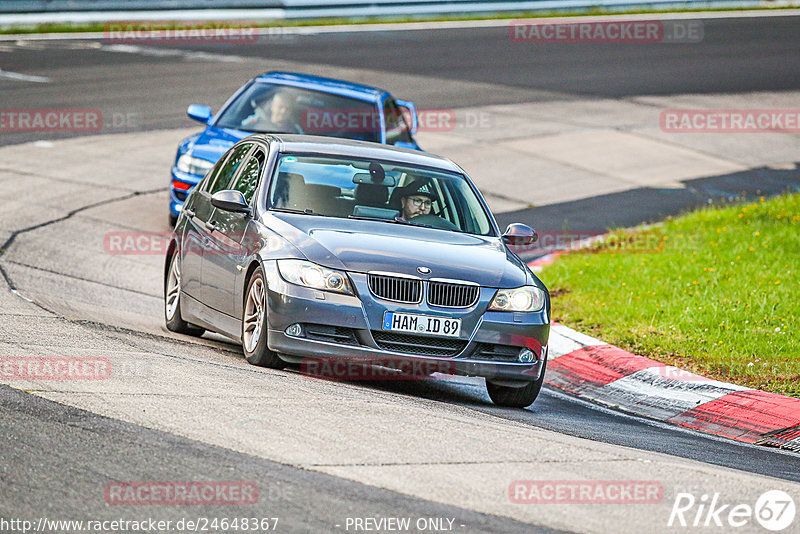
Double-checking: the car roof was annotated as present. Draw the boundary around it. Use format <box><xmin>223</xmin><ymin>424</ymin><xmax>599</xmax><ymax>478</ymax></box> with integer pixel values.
<box><xmin>249</xmin><ymin>134</ymin><xmax>462</xmax><ymax>173</ymax></box>
<box><xmin>254</xmin><ymin>71</ymin><xmax>386</xmax><ymax>102</ymax></box>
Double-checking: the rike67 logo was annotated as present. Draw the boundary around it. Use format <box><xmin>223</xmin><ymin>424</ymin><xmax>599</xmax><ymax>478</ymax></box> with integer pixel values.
<box><xmin>669</xmin><ymin>490</ymin><xmax>796</xmax><ymax>531</ymax></box>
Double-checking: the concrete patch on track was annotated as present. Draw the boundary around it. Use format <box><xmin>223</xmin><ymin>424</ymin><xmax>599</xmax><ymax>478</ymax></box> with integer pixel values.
<box><xmin>417</xmin><ymin>91</ymin><xmax>800</xmax><ymax>212</ymax></box>
<box><xmin>0</xmin><ymin>128</ymin><xmax>194</xmax><ymax>333</ymax></box>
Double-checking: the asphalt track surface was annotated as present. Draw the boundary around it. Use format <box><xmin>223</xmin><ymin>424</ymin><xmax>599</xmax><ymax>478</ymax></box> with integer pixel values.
<box><xmin>1</xmin><ymin>13</ymin><xmax>799</xmax><ymax>532</ymax></box>
<box><xmin>1</xmin><ymin>385</ymin><xmax>554</xmax><ymax>533</ymax></box>
<box><xmin>2</xmin><ymin>14</ymin><xmax>800</xmax><ymax>147</ymax></box>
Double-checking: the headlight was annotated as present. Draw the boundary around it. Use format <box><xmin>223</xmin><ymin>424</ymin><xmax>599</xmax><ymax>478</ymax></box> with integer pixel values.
<box><xmin>176</xmin><ymin>154</ymin><xmax>214</xmax><ymax>176</ymax></box>
<box><xmin>277</xmin><ymin>259</ymin><xmax>353</xmax><ymax>295</ymax></box>
<box><xmin>488</xmin><ymin>286</ymin><xmax>545</xmax><ymax>312</ymax></box>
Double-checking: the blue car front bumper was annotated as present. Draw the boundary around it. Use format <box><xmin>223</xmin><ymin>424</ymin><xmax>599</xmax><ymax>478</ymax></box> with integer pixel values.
<box><xmin>169</xmin><ymin>167</ymin><xmax>203</xmax><ymax>217</ymax></box>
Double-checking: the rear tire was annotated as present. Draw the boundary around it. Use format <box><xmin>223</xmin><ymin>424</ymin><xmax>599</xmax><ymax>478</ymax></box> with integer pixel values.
<box><xmin>242</xmin><ymin>267</ymin><xmax>284</xmax><ymax>369</ymax></box>
<box><xmin>164</xmin><ymin>253</ymin><xmax>205</xmax><ymax>337</ymax></box>
<box><xmin>486</xmin><ymin>358</ymin><xmax>547</xmax><ymax>408</ymax></box>
<box><xmin>169</xmin><ymin>213</ymin><xmax>178</xmax><ymax>227</ymax></box>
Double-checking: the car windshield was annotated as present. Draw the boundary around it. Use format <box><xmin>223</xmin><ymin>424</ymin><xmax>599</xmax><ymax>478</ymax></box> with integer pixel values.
<box><xmin>215</xmin><ymin>82</ymin><xmax>382</xmax><ymax>143</ymax></box>
<box><xmin>268</xmin><ymin>154</ymin><xmax>495</xmax><ymax>236</ymax></box>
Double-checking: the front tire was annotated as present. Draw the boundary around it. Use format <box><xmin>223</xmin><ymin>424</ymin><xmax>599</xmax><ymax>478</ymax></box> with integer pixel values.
<box><xmin>164</xmin><ymin>253</ymin><xmax>205</xmax><ymax>336</ymax></box>
<box><xmin>242</xmin><ymin>267</ymin><xmax>284</xmax><ymax>369</ymax></box>
<box><xmin>486</xmin><ymin>358</ymin><xmax>547</xmax><ymax>408</ymax></box>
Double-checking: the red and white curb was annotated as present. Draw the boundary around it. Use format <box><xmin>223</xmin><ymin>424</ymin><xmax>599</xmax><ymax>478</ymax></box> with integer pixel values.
<box><xmin>527</xmin><ymin>252</ymin><xmax>565</xmax><ymax>272</ymax></box>
<box><xmin>546</xmin><ymin>323</ymin><xmax>800</xmax><ymax>447</ymax></box>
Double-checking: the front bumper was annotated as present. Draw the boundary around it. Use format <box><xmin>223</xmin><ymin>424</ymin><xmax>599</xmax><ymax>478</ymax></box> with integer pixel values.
<box><xmin>263</xmin><ymin>261</ymin><xmax>549</xmax><ymax>382</ymax></box>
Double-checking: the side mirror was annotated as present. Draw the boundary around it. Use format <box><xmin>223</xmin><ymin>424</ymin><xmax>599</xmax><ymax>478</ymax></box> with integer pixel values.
<box><xmin>187</xmin><ymin>104</ymin><xmax>212</xmax><ymax>124</ymax></box>
<box><xmin>502</xmin><ymin>223</ymin><xmax>537</xmax><ymax>246</ymax></box>
<box><xmin>395</xmin><ymin>99</ymin><xmax>418</xmax><ymax>135</ymax></box>
<box><xmin>211</xmin><ymin>190</ymin><xmax>251</xmax><ymax>215</ymax></box>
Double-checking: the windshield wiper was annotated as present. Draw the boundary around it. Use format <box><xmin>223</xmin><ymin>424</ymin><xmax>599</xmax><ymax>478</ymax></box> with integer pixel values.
<box><xmin>271</xmin><ymin>207</ymin><xmax>316</xmax><ymax>215</ymax></box>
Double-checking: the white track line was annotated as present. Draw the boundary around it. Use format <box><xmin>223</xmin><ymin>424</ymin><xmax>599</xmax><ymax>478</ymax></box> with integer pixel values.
<box><xmin>0</xmin><ymin>68</ymin><xmax>50</xmax><ymax>83</ymax></box>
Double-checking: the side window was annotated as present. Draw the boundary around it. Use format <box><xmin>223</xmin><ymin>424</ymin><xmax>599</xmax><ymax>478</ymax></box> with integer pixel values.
<box><xmin>231</xmin><ymin>148</ymin><xmax>266</xmax><ymax>204</ymax></box>
<box><xmin>199</xmin><ymin>154</ymin><xmax>228</xmax><ymax>194</ymax></box>
<box><xmin>384</xmin><ymin>99</ymin><xmax>412</xmax><ymax>145</ymax></box>
<box><xmin>435</xmin><ymin>180</ymin><xmax>461</xmax><ymax>229</ymax></box>
<box><xmin>208</xmin><ymin>143</ymin><xmax>252</xmax><ymax>195</ymax></box>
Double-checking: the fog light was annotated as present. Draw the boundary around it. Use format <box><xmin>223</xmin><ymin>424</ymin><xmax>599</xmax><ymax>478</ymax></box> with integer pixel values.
<box><xmin>518</xmin><ymin>348</ymin><xmax>536</xmax><ymax>363</ymax></box>
<box><xmin>285</xmin><ymin>324</ymin><xmax>302</xmax><ymax>337</ymax></box>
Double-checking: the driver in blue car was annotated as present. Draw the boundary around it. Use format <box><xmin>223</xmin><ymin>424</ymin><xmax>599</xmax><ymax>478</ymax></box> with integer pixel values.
<box><xmin>399</xmin><ymin>180</ymin><xmax>435</xmax><ymax>222</ymax></box>
<box><xmin>242</xmin><ymin>90</ymin><xmax>304</xmax><ymax>133</ymax></box>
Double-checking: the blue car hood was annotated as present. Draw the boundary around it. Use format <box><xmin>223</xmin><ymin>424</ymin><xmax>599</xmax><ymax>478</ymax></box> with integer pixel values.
<box><xmin>189</xmin><ymin>126</ymin><xmax>249</xmax><ymax>164</ymax></box>
<box><xmin>267</xmin><ymin>213</ymin><xmax>529</xmax><ymax>288</ymax></box>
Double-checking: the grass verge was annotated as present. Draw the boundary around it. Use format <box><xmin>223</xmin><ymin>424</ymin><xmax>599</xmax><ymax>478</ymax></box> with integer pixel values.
<box><xmin>539</xmin><ymin>192</ymin><xmax>800</xmax><ymax>398</ymax></box>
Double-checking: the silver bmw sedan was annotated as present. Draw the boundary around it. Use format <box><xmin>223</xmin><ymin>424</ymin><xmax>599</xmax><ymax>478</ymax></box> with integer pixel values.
<box><xmin>164</xmin><ymin>134</ymin><xmax>550</xmax><ymax>407</ymax></box>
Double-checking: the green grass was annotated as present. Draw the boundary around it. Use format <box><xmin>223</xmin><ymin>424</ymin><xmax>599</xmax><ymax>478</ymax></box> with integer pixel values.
<box><xmin>539</xmin><ymin>193</ymin><xmax>800</xmax><ymax>398</ymax></box>
<box><xmin>2</xmin><ymin>5</ymin><xmax>798</xmax><ymax>35</ymax></box>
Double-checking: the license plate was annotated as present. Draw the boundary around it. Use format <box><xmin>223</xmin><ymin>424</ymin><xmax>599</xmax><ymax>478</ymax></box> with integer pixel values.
<box><xmin>382</xmin><ymin>312</ymin><xmax>461</xmax><ymax>337</ymax></box>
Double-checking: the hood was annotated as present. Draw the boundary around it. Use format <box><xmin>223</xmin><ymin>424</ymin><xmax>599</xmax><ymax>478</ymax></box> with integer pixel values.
<box><xmin>267</xmin><ymin>213</ymin><xmax>529</xmax><ymax>288</ymax></box>
<box><xmin>188</xmin><ymin>126</ymin><xmax>250</xmax><ymax>164</ymax></box>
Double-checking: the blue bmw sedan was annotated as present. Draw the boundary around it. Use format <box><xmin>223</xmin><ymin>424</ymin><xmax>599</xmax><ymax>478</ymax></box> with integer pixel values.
<box><xmin>169</xmin><ymin>71</ymin><xmax>420</xmax><ymax>225</ymax></box>
<box><xmin>165</xmin><ymin>135</ymin><xmax>549</xmax><ymax>408</ymax></box>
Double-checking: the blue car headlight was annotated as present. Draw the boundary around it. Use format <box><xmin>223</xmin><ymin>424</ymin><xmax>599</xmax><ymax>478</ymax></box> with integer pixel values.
<box><xmin>176</xmin><ymin>154</ymin><xmax>214</xmax><ymax>176</ymax></box>
<box><xmin>488</xmin><ymin>286</ymin><xmax>545</xmax><ymax>312</ymax></box>
<box><xmin>277</xmin><ymin>259</ymin><xmax>353</xmax><ymax>295</ymax></box>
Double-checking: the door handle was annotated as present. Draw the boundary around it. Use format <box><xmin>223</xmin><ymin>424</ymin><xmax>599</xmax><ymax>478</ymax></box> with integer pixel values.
<box><xmin>204</xmin><ymin>220</ymin><xmax>218</xmax><ymax>232</ymax></box>
<box><xmin>184</xmin><ymin>208</ymin><xmax>195</xmax><ymax>218</ymax></box>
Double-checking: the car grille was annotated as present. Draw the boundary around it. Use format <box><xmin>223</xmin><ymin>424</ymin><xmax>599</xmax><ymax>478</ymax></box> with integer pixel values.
<box><xmin>304</xmin><ymin>324</ymin><xmax>358</xmax><ymax>345</ymax></box>
<box><xmin>372</xmin><ymin>331</ymin><xmax>467</xmax><ymax>357</ymax></box>
<box><xmin>473</xmin><ymin>343</ymin><xmax>521</xmax><ymax>362</ymax></box>
<box><xmin>368</xmin><ymin>273</ymin><xmax>422</xmax><ymax>304</ymax></box>
<box><xmin>428</xmin><ymin>281</ymin><xmax>479</xmax><ymax>308</ymax></box>
<box><xmin>368</xmin><ymin>273</ymin><xmax>480</xmax><ymax>308</ymax></box>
